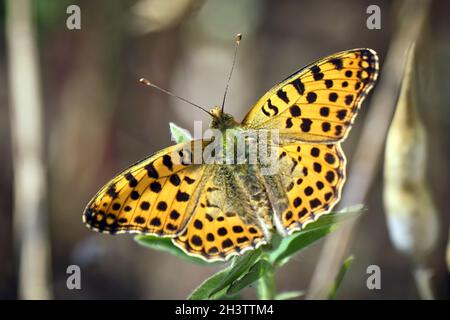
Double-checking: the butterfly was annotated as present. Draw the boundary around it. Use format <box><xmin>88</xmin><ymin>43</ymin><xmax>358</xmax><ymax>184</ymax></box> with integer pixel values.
<box><xmin>83</xmin><ymin>48</ymin><xmax>379</xmax><ymax>262</ymax></box>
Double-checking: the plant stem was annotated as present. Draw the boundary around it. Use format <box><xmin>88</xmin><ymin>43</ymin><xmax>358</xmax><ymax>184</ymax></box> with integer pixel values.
<box><xmin>257</xmin><ymin>268</ymin><xmax>276</xmax><ymax>300</ymax></box>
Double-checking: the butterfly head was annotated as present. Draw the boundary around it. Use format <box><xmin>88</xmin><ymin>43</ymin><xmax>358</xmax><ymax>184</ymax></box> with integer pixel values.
<box><xmin>210</xmin><ymin>106</ymin><xmax>239</xmax><ymax>130</ymax></box>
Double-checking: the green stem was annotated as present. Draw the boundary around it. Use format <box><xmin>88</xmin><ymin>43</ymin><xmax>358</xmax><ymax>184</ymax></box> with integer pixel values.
<box><xmin>257</xmin><ymin>268</ymin><xmax>276</xmax><ymax>300</ymax></box>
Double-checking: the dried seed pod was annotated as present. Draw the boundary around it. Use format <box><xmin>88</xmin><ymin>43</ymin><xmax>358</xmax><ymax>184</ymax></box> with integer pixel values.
<box><xmin>383</xmin><ymin>44</ymin><xmax>439</xmax><ymax>265</ymax></box>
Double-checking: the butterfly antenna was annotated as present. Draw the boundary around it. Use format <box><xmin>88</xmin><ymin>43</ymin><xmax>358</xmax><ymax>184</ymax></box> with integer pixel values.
<box><xmin>221</xmin><ymin>33</ymin><xmax>242</xmax><ymax>112</ymax></box>
<box><xmin>139</xmin><ymin>78</ymin><xmax>213</xmax><ymax>117</ymax></box>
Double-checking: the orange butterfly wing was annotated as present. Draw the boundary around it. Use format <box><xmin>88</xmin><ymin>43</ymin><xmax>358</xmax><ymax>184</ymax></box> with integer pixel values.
<box><xmin>242</xmin><ymin>48</ymin><xmax>379</xmax><ymax>232</ymax></box>
<box><xmin>83</xmin><ymin>142</ymin><xmax>206</xmax><ymax>236</ymax></box>
<box><xmin>242</xmin><ymin>48</ymin><xmax>379</xmax><ymax>143</ymax></box>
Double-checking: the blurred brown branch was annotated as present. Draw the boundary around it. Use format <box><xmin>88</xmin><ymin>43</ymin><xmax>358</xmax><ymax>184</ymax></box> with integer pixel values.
<box><xmin>307</xmin><ymin>0</ymin><xmax>432</xmax><ymax>299</ymax></box>
<box><xmin>6</xmin><ymin>0</ymin><xmax>52</xmax><ymax>299</ymax></box>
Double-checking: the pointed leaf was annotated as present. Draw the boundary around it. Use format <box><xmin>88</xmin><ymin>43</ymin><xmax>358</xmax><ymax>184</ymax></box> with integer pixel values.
<box><xmin>208</xmin><ymin>249</ymin><xmax>262</xmax><ymax>297</ymax></box>
<box><xmin>135</xmin><ymin>235</ymin><xmax>213</xmax><ymax>265</ymax></box>
<box><xmin>269</xmin><ymin>205</ymin><xmax>363</xmax><ymax>266</ymax></box>
<box><xmin>188</xmin><ymin>268</ymin><xmax>231</xmax><ymax>300</ymax></box>
<box><xmin>327</xmin><ymin>255</ymin><xmax>354</xmax><ymax>299</ymax></box>
<box><xmin>226</xmin><ymin>259</ymin><xmax>273</xmax><ymax>296</ymax></box>
<box><xmin>169</xmin><ymin>122</ymin><xmax>192</xmax><ymax>143</ymax></box>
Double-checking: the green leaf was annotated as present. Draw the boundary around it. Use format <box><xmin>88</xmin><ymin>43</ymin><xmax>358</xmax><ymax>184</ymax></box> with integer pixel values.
<box><xmin>208</xmin><ymin>249</ymin><xmax>263</xmax><ymax>298</ymax></box>
<box><xmin>275</xmin><ymin>290</ymin><xmax>305</xmax><ymax>300</ymax></box>
<box><xmin>188</xmin><ymin>249</ymin><xmax>263</xmax><ymax>300</ymax></box>
<box><xmin>169</xmin><ymin>122</ymin><xmax>192</xmax><ymax>143</ymax></box>
<box><xmin>227</xmin><ymin>259</ymin><xmax>273</xmax><ymax>296</ymax></box>
<box><xmin>327</xmin><ymin>255</ymin><xmax>354</xmax><ymax>300</ymax></box>
<box><xmin>134</xmin><ymin>235</ymin><xmax>213</xmax><ymax>266</ymax></box>
<box><xmin>188</xmin><ymin>268</ymin><xmax>231</xmax><ymax>300</ymax></box>
<box><xmin>269</xmin><ymin>205</ymin><xmax>363</xmax><ymax>266</ymax></box>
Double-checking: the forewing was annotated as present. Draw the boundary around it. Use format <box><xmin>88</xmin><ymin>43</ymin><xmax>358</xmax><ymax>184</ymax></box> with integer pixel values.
<box><xmin>83</xmin><ymin>141</ymin><xmax>206</xmax><ymax>236</ymax></box>
<box><xmin>242</xmin><ymin>48</ymin><xmax>379</xmax><ymax>143</ymax></box>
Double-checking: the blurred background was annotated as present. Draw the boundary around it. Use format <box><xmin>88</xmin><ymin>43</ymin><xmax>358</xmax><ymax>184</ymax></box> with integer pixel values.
<box><xmin>0</xmin><ymin>0</ymin><xmax>449</xmax><ymax>299</ymax></box>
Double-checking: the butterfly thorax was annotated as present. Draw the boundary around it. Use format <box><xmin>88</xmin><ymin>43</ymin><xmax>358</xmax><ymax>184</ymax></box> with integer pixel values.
<box><xmin>210</xmin><ymin>107</ymin><xmax>240</xmax><ymax>131</ymax></box>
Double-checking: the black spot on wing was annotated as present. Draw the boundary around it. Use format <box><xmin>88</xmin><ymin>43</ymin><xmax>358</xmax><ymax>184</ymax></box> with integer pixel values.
<box><xmin>291</xmin><ymin>78</ymin><xmax>305</xmax><ymax>95</ymax></box>
<box><xmin>276</xmin><ymin>89</ymin><xmax>289</xmax><ymax>104</ymax></box>
<box><xmin>145</xmin><ymin>163</ymin><xmax>159</xmax><ymax>178</ymax></box>
<box><xmin>289</xmin><ymin>105</ymin><xmax>301</xmax><ymax>117</ymax></box>
<box><xmin>162</xmin><ymin>155</ymin><xmax>173</xmax><ymax>171</ymax></box>
<box><xmin>336</xmin><ymin>109</ymin><xmax>347</xmax><ymax>120</ymax></box>
<box><xmin>106</xmin><ymin>184</ymin><xmax>119</xmax><ymax>199</ymax></box>
<box><xmin>330</xmin><ymin>58</ymin><xmax>343</xmax><ymax>70</ymax></box>
<box><xmin>267</xmin><ymin>99</ymin><xmax>279</xmax><ymax>115</ymax></box>
<box><xmin>310</xmin><ymin>65</ymin><xmax>324</xmax><ymax>81</ymax></box>
<box><xmin>306</xmin><ymin>92</ymin><xmax>317</xmax><ymax>103</ymax></box>
<box><xmin>184</xmin><ymin>176</ymin><xmax>196</xmax><ymax>184</ymax></box>
<box><xmin>169</xmin><ymin>174</ymin><xmax>181</xmax><ymax>186</ymax></box>
<box><xmin>310</xmin><ymin>65</ymin><xmax>321</xmax><ymax>74</ymax></box>
<box><xmin>329</xmin><ymin>92</ymin><xmax>338</xmax><ymax>102</ymax></box>
<box><xmin>300</xmin><ymin>119</ymin><xmax>312</xmax><ymax>132</ymax></box>
<box><xmin>285</xmin><ymin>118</ymin><xmax>293</xmax><ymax>128</ymax></box>
<box><xmin>176</xmin><ymin>191</ymin><xmax>190</xmax><ymax>202</ymax></box>
<box><xmin>125</xmin><ymin>173</ymin><xmax>138</xmax><ymax>188</ymax></box>
<box><xmin>345</xmin><ymin>94</ymin><xmax>354</xmax><ymax>106</ymax></box>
